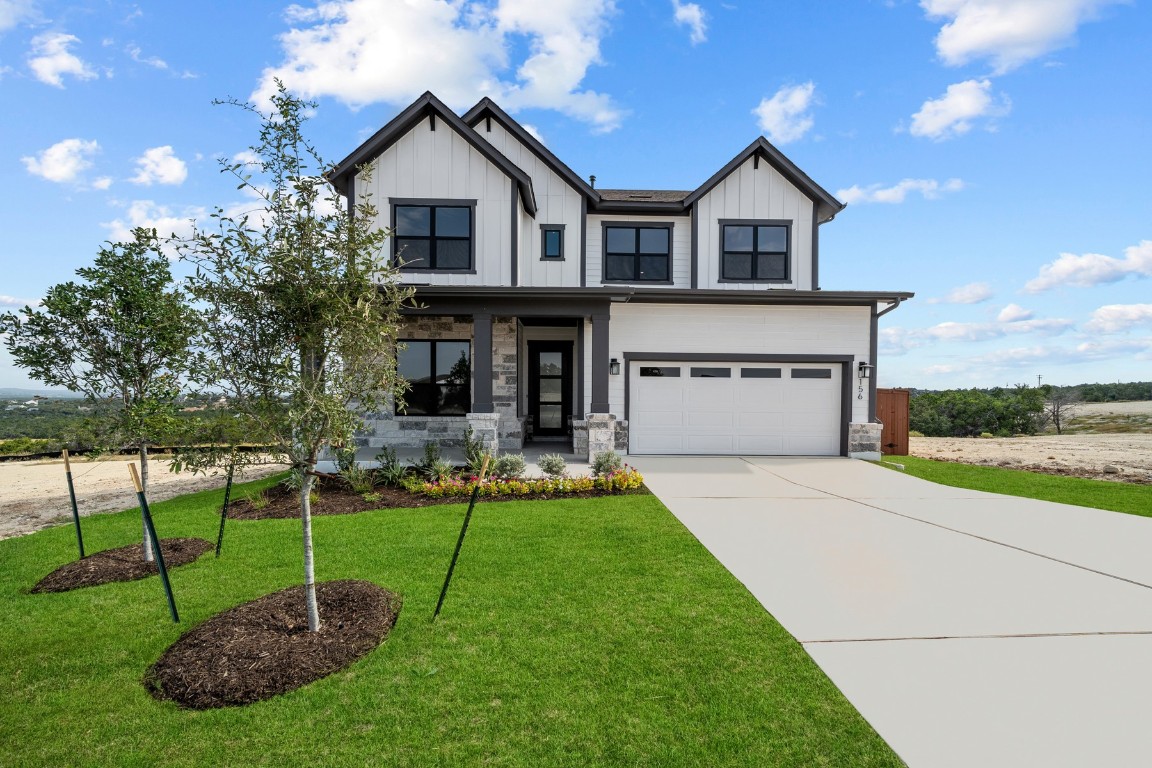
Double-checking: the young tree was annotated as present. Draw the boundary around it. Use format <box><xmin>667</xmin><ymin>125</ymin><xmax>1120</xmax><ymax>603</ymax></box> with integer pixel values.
<box><xmin>1042</xmin><ymin>387</ymin><xmax>1084</xmax><ymax>435</ymax></box>
<box><xmin>179</xmin><ymin>82</ymin><xmax>412</xmax><ymax>631</ymax></box>
<box><xmin>0</xmin><ymin>228</ymin><xmax>196</xmax><ymax>561</ymax></box>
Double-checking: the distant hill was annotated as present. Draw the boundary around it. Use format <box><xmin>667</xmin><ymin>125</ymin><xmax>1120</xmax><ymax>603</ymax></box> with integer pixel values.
<box><xmin>0</xmin><ymin>388</ymin><xmax>84</xmax><ymax>400</ymax></box>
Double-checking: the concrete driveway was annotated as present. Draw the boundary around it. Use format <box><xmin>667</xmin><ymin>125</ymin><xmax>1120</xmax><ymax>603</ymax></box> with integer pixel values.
<box><xmin>629</xmin><ymin>456</ymin><xmax>1152</xmax><ymax>768</ymax></box>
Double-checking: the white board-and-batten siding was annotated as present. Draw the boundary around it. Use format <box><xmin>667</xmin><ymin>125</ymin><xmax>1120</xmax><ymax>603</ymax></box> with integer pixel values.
<box><xmin>603</xmin><ymin>303</ymin><xmax>870</xmax><ymax>423</ymax></box>
<box><xmin>694</xmin><ymin>156</ymin><xmax>816</xmax><ymax>291</ymax></box>
<box><xmin>474</xmin><ymin>121</ymin><xmax>585</xmax><ymax>288</ymax></box>
<box><xmin>357</xmin><ymin>116</ymin><xmax>514</xmax><ymax>287</ymax></box>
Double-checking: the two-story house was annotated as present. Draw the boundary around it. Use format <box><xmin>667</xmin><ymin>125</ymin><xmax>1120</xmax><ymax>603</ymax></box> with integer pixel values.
<box><xmin>329</xmin><ymin>92</ymin><xmax>912</xmax><ymax>460</ymax></box>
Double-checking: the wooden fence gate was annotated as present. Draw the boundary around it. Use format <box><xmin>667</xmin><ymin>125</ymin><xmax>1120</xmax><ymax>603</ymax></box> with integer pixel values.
<box><xmin>876</xmin><ymin>388</ymin><xmax>910</xmax><ymax>455</ymax></box>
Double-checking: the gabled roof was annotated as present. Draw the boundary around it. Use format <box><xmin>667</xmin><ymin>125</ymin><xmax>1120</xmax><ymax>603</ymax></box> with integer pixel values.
<box><xmin>462</xmin><ymin>97</ymin><xmax>600</xmax><ymax>203</ymax></box>
<box><xmin>683</xmin><ymin>137</ymin><xmax>846</xmax><ymax>223</ymax></box>
<box><xmin>598</xmin><ymin>189</ymin><xmax>692</xmax><ymax>202</ymax></box>
<box><xmin>328</xmin><ymin>91</ymin><xmax>537</xmax><ymax>217</ymax></box>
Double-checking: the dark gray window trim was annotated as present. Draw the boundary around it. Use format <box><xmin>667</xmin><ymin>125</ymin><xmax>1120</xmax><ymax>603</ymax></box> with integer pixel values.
<box><xmin>622</xmin><ymin>352</ymin><xmax>852</xmax><ymax>456</ymax></box>
<box><xmin>576</xmin><ymin>320</ymin><xmax>585</xmax><ymax>418</ymax></box>
<box><xmin>600</xmin><ymin>220</ymin><xmax>676</xmax><ymax>285</ymax></box>
<box><xmin>869</xmin><ymin>305</ymin><xmax>879</xmax><ymax>423</ymax></box>
<box><xmin>396</xmin><ymin>337</ymin><xmax>473</xmax><ymax>417</ymax></box>
<box><xmin>717</xmin><ymin>218</ymin><xmax>792</xmax><ymax>283</ymax></box>
<box><xmin>539</xmin><ymin>223</ymin><xmax>566</xmax><ymax>261</ymax></box>
<box><xmin>390</xmin><ymin>198</ymin><xmax>478</xmax><ymax>274</ymax></box>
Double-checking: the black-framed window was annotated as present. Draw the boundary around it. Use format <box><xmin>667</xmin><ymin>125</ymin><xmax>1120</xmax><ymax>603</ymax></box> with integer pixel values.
<box><xmin>397</xmin><ymin>340</ymin><xmax>471</xmax><ymax>415</ymax></box>
<box><xmin>394</xmin><ymin>203</ymin><xmax>473</xmax><ymax>271</ymax></box>
<box><xmin>540</xmin><ymin>224</ymin><xmax>564</xmax><ymax>260</ymax></box>
<box><xmin>603</xmin><ymin>225</ymin><xmax>671</xmax><ymax>282</ymax></box>
<box><xmin>720</xmin><ymin>221</ymin><xmax>789</xmax><ymax>281</ymax></box>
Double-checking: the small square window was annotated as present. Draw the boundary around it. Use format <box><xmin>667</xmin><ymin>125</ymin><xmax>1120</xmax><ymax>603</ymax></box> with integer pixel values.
<box><xmin>720</xmin><ymin>221</ymin><xmax>789</xmax><ymax>282</ymax></box>
<box><xmin>541</xmin><ymin>226</ymin><xmax>564</xmax><ymax>260</ymax></box>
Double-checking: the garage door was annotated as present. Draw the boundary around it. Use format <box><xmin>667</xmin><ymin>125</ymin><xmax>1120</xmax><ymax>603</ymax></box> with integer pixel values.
<box><xmin>628</xmin><ymin>361</ymin><xmax>842</xmax><ymax>455</ymax></box>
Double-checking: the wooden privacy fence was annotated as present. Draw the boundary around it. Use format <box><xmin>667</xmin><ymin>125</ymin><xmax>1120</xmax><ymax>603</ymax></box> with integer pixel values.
<box><xmin>876</xmin><ymin>388</ymin><xmax>910</xmax><ymax>456</ymax></box>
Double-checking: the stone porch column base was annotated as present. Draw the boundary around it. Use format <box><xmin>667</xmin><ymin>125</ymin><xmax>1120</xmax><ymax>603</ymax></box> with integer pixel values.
<box><xmin>848</xmin><ymin>422</ymin><xmax>883</xmax><ymax>461</ymax></box>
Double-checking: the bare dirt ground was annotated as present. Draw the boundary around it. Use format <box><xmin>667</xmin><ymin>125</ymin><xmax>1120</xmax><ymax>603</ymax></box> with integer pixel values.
<box><xmin>0</xmin><ymin>456</ymin><xmax>288</xmax><ymax>541</ymax></box>
<box><xmin>909</xmin><ymin>434</ymin><xmax>1152</xmax><ymax>482</ymax></box>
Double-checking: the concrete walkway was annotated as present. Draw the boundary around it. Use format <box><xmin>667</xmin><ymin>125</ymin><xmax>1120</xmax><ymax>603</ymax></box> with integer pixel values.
<box><xmin>629</xmin><ymin>456</ymin><xmax>1152</xmax><ymax>768</ymax></box>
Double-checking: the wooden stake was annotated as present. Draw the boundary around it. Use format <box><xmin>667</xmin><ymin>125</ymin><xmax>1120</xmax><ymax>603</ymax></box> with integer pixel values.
<box><xmin>129</xmin><ymin>463</ymin><xmax>179</xmax><ymax>623</ymax></box>
<box><xmin>62</xmin><ymin>449</ymin><xmax>85</xmax><ymax>559</ymax></box>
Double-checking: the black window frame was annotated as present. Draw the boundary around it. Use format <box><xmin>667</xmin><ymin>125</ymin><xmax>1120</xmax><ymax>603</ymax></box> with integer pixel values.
<box><xmin>540</xmin><ymin>224</ymin><xmax>565</xmax><ymax>261</ymax></box>
<box><xmin>395</xmin><ymin>339</ymin><xmax>472</xmax><ymax>416</ymax></box>
<box><xmin>391</xmin><ymin>199</ymin><xmax>477</xmax><ymax>273</ymax></box>
<box><xmin>718</xmin><ymin>219</ymin><xmax>791</xmax><ymax>283</ymax></box>
<box><xmin>602</xmin><ymin>223</ymin><xmax>674</xmax><ymax>284</ymax></box>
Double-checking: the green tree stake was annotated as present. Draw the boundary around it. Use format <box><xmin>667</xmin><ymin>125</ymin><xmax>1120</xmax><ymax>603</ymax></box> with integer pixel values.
<box><xmin>61</xmin><ymin>449</ymin><xmax>85</xmax><ymax>559</ymax></box>
<box><xmin>434</xmin><ymin>457</ymin><xmax>489</xmax><ymax>621</ymax></box>
<box><xmin>129</xmin><ymin>463</ymin><xmax>179</xmax><ymax>623</ymax></box>
<box><xmin>215</xmin><ymin>457</ymin><xmax>236</xmax><ymax>558</ymax></box>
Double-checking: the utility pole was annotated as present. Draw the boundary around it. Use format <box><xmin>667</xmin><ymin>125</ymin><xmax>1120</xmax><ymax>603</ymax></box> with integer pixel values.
<box><xmin>1037</xmin><ymin>374</ymin><xmax>1042</xmax><ymax>388</ymax></box>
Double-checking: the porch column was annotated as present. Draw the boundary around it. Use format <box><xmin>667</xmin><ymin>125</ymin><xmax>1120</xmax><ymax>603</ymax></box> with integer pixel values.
<box><xmin>472</xmin><ymin>312</ymin><xmax>494</xmax><ymax>413</ymax></box>
<box><xmin>590</xmin><ymin>311</ymin><xmax>610</xmax><ymax>413</ymax></box>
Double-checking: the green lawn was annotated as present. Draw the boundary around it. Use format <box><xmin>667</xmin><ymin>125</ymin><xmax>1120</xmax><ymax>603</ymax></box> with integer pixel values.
<box><xmin>889</xmin><ymin>456</ymin><xmax>1152</xmax><ymax>518</ymax></box>
<box><xmin>0</xmin><ymin>478</ymin><xmax>901</xmax><ymax>767</ymax></box>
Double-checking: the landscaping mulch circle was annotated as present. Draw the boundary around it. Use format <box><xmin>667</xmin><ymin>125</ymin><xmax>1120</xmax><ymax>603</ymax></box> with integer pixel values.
<box><xmin>144</xmin><ymin>579</ymin><xmax>400</xmax><ymax>709</ymax></box>
<box><xmin>228</xmin><ymin>476</ymin><xmax>647</xmax><ymax>520</ymax></box>
<box><xmin>31</xmin><ymin>538</ymin><xmax>213</xmax><ymax>593</ymax></box>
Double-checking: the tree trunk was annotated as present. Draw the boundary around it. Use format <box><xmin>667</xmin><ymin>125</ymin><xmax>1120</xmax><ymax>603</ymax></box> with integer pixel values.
<box><xmin>300</xmin><ymin>468</ymin><xmax>320</xmax><ymax>632</ymax></box>
<box><xmin>140</xmin><ymin>443</ymin><xmax>154</xmax><ymax>562</ymax></box>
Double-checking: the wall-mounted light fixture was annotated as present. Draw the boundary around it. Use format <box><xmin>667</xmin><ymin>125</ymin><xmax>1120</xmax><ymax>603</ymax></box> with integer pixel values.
<box><xmin>858</xmin><ymin>361</ymin><xmax>873</xmax><ymax>379</ymax></box>
<box><xmin>610</xmin><ymin>358</ymin><xmax>621</xmax><ymax>375</ymax></box>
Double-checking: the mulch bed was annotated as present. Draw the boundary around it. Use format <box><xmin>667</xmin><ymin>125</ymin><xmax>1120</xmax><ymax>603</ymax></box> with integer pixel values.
<box><xmin>143</xmin><ymin>579</ymin><xmax>400</xmax><ymax>709</ymax></box>
<box><xmin>31</xmin><ymin>538</ymin><xmax>214</xmax><ymax>593</ymax></box>
<box><xmin>228</xmin><ymin>475</ymin><xmax>646</xmax><ymax>520</ymax></box>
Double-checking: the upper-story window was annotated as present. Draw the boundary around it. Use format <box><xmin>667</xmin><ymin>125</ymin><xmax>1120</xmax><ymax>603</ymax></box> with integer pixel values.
<box><xmin>393</xmin><ymin>200</ymin><xmax>475</xmax><ymax>271</ymax></box>
<box><xmin>603</xmin><ymin>224</ymin><xmax>671</xmax><ymax>282</ymax></box>
<box><xmin>719</xmin><ymin>220</ymin><xmax>790</xmax><ymax>282</ymax></box>
<box><xmin>540</xmin><ymin>224</ymin><xmax>565</xmax><ymax>260</ymax></box>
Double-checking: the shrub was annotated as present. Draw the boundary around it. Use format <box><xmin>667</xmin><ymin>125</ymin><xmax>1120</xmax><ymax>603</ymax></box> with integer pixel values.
<box><xmin>334</xmin><ymin>445</ymin><xmax>357</xmax><ymax>475</ymax></box>
<box><xmin>462</xmin><ymin>426</ymin><xmax>490</xmax><ymax>475</ymax></box>
<box><xmin>361</xmin><ymin>491</ymin><xmax>383</xmax><ymax>504</ymax></box>
<box><xmin>979</xmin><ymin>432</ymin><xmax>994</xmax><ymax>439</ymax></box>
<box><xmin>342</xmin><ymin>463</ymin><xmax>375</xmax><ymax>494</ymax></box>
<box><xmin>591</xmin><ymin>450</ymin><xmax>623</xmax><ymax>477</ymax></box>
<box><xmin>374</xmin><ymin>446</ymin><xmax>407</xmax><ymax>486</ymax></box>
<box><xmin>491</xmin><ymin>453</ymin><xmax>527</xmax><ymax>479</ymax></box>
<box><xmin>908</xmin><ymin>430</ymin><xmax>925</xmax><ymax>438</ymax></box>
<box><xmin>413</xmin><ymin>441</ymin><xmax>444</xmax><ymax>480</ymax></box>
<box><xmin>537</xmin><ymin>453</ymin><xmax>567</xmax><ymax>477</ymax></box>
<box><xmin>245</xmin><ymin>490</ymin><xmax>270</xmax><ymax>511</ymax></box>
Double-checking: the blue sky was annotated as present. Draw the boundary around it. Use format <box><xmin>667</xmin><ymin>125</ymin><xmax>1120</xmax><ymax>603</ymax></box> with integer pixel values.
<box><xmin>1</xmin><ymin>0</ymin><xmax>1149</xmax><ymax>391</ymax></box>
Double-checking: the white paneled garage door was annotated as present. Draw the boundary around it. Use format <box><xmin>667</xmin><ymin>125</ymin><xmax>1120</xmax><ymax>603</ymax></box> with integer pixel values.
<box><xmin>628</xmin><ymin>361</ymin><xmax>842</xmax><ymax>455</ymax></box>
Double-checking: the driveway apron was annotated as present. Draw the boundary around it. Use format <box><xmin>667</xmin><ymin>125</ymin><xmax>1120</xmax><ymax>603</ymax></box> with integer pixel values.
<box><xmin>630</xmin><ymin>455</ymin><xmax>1152</xmax><ymax>768</ymax></box>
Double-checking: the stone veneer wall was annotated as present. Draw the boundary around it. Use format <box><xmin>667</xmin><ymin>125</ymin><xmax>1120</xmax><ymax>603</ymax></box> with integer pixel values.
<box><xmin>356</xmin><ymin>315</ymin><xmax>525</xmax><ymax>451</ymax></box>
<box><xmin>848</xmin><ymin>422</ymin><xmax>883</xmax><ymax>461</ymax></box>
<box><xmin>572</xmin><ymin>415</ymin><xmax>629</xmax><ymax>459</ymax></box>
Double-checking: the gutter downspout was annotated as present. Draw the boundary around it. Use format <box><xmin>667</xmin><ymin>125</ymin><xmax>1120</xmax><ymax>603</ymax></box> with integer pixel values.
<box><xmin>870</xmin><ymin>297</ymin><xmax>906</xmax><ymax>423</ymax></box>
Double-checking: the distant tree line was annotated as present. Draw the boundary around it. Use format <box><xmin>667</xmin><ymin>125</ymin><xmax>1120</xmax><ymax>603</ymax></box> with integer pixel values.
<box><xmin>910</xmin><ymin>385</ymin><xmax>1046</xmax><ymax>437</ymax></box>
<box><xmin>1055</xmin><ymin>381</ymin><xmax>1152</xmax><ymax>402</ymax></box>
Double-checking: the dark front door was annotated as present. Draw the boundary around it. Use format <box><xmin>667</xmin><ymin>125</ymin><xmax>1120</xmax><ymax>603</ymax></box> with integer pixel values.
<box><xmin>528</xmin><ymin>341</ymin><xmax>573</xmax><ymax>437</ymax></box>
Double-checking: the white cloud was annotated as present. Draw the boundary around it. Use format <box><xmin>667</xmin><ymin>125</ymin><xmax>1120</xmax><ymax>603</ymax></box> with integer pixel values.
<box><xmin>880</xmin><ymin>312</ymin><xmax>1073</xmax><ymax>351</ymax></box>
<box><xmin>0</xmin><ymin>0</ymin><xmax>37</xmax><ymax>32</ymax></box>
<box><xmin>27</xmin><ymin>32</ymin><xmax>97</xmax><ymax>87</ymax></box>
<box><xmin>837</xmin><ymin>177</ymin><xmax>964</xmax><ymax>205</ymax></box>
<box><xmin>909</xmin><ymin>79</ymin><xmax>1010</xmax><ymax>140</ymax></box>
<box><xmin>753</xmin><ymin>82</ymin><xmax>817</xmax><ymax>145</ymax></box>
<box><xmin>126</xmin><ymin>44</ymin><xmax>167</xmax><ymax>69</ymax></box>
<box><xmin>967</xmin><ymin>337</ymin><xmax>1152</xmax><ymax>368</ymax></box>
<box><xmin>92</xmin><ymin>176</ymin><xmax>113</xmax><ymax>190</ymax></box>
<box><xmin>21</xmin><ymin>138</ymin><xmax>99</xmax><ymax>183</ymax></box>
<box><xmin>921</xmin><ymin>0</ymin><xmax>1123</xmax><ymax>74</ymax></box>
<box><xmin>997</xmin><ymin>303</ymin><xmax>1034</xmax><ymax>322</ymax></box>
<box><xmin>672</xmin><ymin>0</ymin><xmax>706</xmax><ymax>44</ymax></box>
<box><xmin>0</xmin><ymin>294</ymin><xmax>40</xmax><ymax>308</ymax></box>
<box><xmin>1023</xmin><ymin>241</ymin><xmax>1152</xmax><ymax>293</ymax></box>
<box><xmin>102</xmin><ymin>199</ymin><xmax>204</xmax><ymax>244</ymax></box>
<box><xmin>130</xmin><ymin>146</ymin><xmax>188</xmax><ymax>186</ymax></box>
<box><xmin>1084</xmin><ymin>304</ymin><xmax>1152</xmax><ymax>333</ymax></box>
<box><xmin>926</xmin><ymin>281</ymin><xmax>993</xmax><ymax>305</ymax></box>
<box><xmin>254</xmin><ymin>0</ymin><xmax>623</xmax><ymax>132</ymax></box>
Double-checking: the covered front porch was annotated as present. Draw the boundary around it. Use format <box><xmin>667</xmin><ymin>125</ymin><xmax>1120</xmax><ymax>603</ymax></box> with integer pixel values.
<box><xmin>356</xmin><ymin>289</ymin><xmax>628</xmax><ymax>459</ymax></box>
